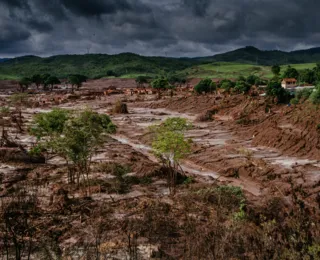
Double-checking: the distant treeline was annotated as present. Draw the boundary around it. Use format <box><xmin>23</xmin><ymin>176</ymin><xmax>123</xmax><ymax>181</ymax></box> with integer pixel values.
<box><xmin>2</xmin><ymin>46</ymin><xmax>320</xmax><ymax>79</ymax></box>
<box><xmin>0</xmin><ymin>53</ymin><xmax>196</xmax><ymax>79</ymax></box>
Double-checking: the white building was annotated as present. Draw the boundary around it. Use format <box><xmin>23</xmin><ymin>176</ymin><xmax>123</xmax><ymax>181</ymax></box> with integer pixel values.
<box><xmin>281</xmin><ymin>78</ymin><xmax>297</xmax><ymax>89</ymax></box>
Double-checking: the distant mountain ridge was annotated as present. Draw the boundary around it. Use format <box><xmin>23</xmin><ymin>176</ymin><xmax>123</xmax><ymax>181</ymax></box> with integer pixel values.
<box><xmin>198</xmin><ymin>46</ymin><xmax>320</xmax><ymax>65</ymax></box>
<box><xmin>0</xmin><ymin>58</ymin><xmax>10</xmax><ymax>63</ymax></box>
<box><xmin>0</xmin><ymin>46</ymin><xmax>320</xmax><ymax>79</ymax></box>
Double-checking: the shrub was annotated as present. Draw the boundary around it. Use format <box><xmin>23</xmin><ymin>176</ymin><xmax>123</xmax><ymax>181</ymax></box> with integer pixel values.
<box><xmin>194</xmin><ymin>78</ymin><xmax>216</xmax><ymax>94</ymax></box>
<box><xmin>197</xmin><ymin>109</ymin><xmax>217</xmax><ymax>122</ymax></box>
<box><xmin>112</xmin><ymin>100</ymin><xmax>129</xmax><ymax>114</ymax></box>
<box><xmin>290</xmin><ymin>98</ymin><xmax>299</xmax><ymax>105</ymax></box>
<box><xmin>28</xmin><ymin>145</ymin><xmax>44</xmax><ymax>157</ymax></box>
<box><xmin>29</xmin><ymin>108</ymin><xmax>70</xmax><ymax>139</ymax></box>
<box><xmin>296</xmin><ymin>88</ymin><xmax>313</xmax><ymax>100</ymax></box>
<box><xmin>234</xmin><ymin>80</ymin><xmax>251</xmax><ymax>94</ymax></box>
<box><xmin>219</xmin><ymin>79</ymin><xmax>235</xmax><ymax>91</ymax></box>
<box><xmin>309</xmin><ymin>88</ymin><xmax>320</xmax><ymax>104</ymax></box>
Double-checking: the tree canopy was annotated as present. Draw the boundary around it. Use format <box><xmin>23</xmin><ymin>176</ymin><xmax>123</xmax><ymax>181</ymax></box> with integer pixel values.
<box><xmin>18</xmin><ymin>77</ymin><xmax>32</xmax><ymax>92</ymax></box>
<box><xmin>266</xmin><ymin>80</ymin><xmax>291</xmax><ymax>103</ymax></box>
<box><xmin>271</xmin><ymin>65</ymin><xmax>281</xmax><ymax>76</ymax></box>
<box><xmin>282</xmin><ymin>66</ymin><xmax>299</xmax><ymax>79</ymax></box>
<box><xmin>68</xmin><ymin>74</ymin><xmax>87</xmax><ymax>91</ymax></box>
<box><xmin>151</xmin><ymin>77</ymin><xmax>170</xmax><ymax>98</ymax></box>
<box><xmin>30</xmin><ymin>109</ymin><xmax>117</xmax><ymax>187</ymax></box>
<box><xmin>45</xmin><ymin>76</ymin><xmax>61</xmax><ymax>91</ymax></box>
<box><xmin>194</xmin><ymin>78</ymin><xmax>216</xmax><ymax>94</ymax></box>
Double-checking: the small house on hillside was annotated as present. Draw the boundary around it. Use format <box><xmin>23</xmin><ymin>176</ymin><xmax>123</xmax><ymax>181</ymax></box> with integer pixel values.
<box><xmin>281</xmin><ymin>78</ymin><xmax>297</xmax><ymax>89</ymax></box>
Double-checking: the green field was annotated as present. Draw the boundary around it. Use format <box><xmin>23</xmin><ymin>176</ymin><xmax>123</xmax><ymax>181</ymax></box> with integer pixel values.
<box><xmin>0</xmin><ymin>74</ymin><xmax>19</xmax><ymax>80</ymax></box>
<box><xmin>177</xmin><ymin>62</ymin><xmax>317</xmax><ymax>79</ymax></box>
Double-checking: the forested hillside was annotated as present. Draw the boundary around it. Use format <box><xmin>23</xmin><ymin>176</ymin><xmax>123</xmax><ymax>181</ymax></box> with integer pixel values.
<box><xmin>1</xmin><ymin>46</ymin><xmax>320</xmax><ymax>80</ymax></box>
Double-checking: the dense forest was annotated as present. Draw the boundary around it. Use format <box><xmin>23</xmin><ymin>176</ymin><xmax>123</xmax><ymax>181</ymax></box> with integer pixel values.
<box><xmin>0</xmin><ymin>53</ymin><xmax>197</xmax><ymax>79</ymax></box>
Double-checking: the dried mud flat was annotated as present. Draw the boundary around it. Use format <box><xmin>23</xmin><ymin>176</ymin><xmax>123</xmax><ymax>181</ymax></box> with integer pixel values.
<box><xmin>1</xmin><ymin>81</ymin><xmax>320</xmax><ymax>259</ymax></box>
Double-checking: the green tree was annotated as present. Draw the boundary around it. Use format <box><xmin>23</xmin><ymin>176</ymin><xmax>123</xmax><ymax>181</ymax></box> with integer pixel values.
<box><xmin>41</xmin><ymin>74</ymin><xmax>51</xmax><ymax>90</ymax></box>
<box><xmin>312</xmin><ymin>64</ymin><xmax>320</xmax><ymax>83</ymax></box>
<box><xmin>246</xmin><ymin>75</ymin><xmax>260</xmax><ymax>85</ymax></box>
<box><xmin>271</xmin><ymin>65</ymin><xmax>281</xmax><ymax>76</ymax></box>
<box><xmin>31</xmin><ymin>109</ymin><xmax>116</xmax><ymax>189</ymax></box>
<box><xmin>219</xmin><ymin>79</ymin><xmax>235</xmax><ymax>92</ymax></box>
<box><xmin>68</xmin><ymin>74</ymin><xmax>87</xmax><ymax>92</ymax></box>
<box><xmin>150</xmin><ymin>117</ymin><xmax>192</xmax><ymax>194</ymax></box>
<box><xmin>234</xmin><ymin>79</ymin><xmax>251</xmax><ymax>94</ymax></box>
<box><xmin>31</xmin><ymin>74</ymin><xmax>43</xmax><ymax>90</ymax></box>
<box><xmin>151</xmin><ymin>77</ymin><xmax>169</xmax><ymax>99</ymax></box>
<box><xmin>45</xmin><ymin>76</ymin><xmax>60</xmax><ymax>91</ymax></box>
<box><xmin>135</xmin><ymin>76</ymin><xmax>149</xmax><ymax>87</ymax></box>
<box><xmin>194</xmin><ymin>78</ymin><xmax>216</xmax><ymax>94</ymax></box>
<box><xmin>309</xmin><ymin>84</ymin><xmax>320</xmax><ymax>104</ymax></box>
<box><xmin>29</xmin><ymin>108</ymin><xmax>70</xmax><ymax>140</ymax></box>
<box><xmin>18</xmin><ymin>77</ymin><xmax>32</xmax><ymax>92</ymax></box>
<box><xmin>168</xmin><ymin>75</ymin><xmax>187</xmax><ymax>87</ymax></box>
<box><xmin>266</xmin><ymin>80</ymin><xmax>291</xmax><ymax>104</ymax></box>
<box><xmin>299</xmin><ymin>69</ymin><xmax>316</xmax><ymax>84</ymax></box>
<box><xmin>282</xmin><ymin>65</ymin><xmax>299</xmax><ymax>79</ymax></box>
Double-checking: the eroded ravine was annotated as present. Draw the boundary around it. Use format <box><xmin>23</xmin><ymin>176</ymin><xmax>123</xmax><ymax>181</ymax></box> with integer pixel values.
<box><xmin>110</xmin><ymin>103</ymin><xmax>320</xmax><ymax>197</ymax></box>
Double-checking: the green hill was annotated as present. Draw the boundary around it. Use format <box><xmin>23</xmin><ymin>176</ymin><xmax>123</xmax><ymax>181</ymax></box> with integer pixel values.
<box><xmin>198</xmin><ymin>46</ymin><xmax>320</xmax><ymax>65</ymax></box>
<box><xmin>1</xmin><ymin>46</ymin><xmax>320</xmax><ymax>80</ymax></box>
<box><xmin>179</xmin><ymin>62</ymin><xmax>317</xmax><ymax>79</ymax></box>
<box><xmin>0</xmin><ymin>53</ymin><xmax>197</xmax><ymax>80</ymax></box>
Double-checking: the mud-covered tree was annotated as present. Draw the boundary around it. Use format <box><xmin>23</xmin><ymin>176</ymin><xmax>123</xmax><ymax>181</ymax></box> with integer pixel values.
<box><xmin>0</xmin><ymin>107</ymin><xmax>10</xmax><ymax>143</ymax></box>
<box><xmin>10</xmin><ymin>93</ymin><xmax>29</xmax><ymax>132</ymax></box>
<box><xmin>152</xmin><ymin>77</ymin><xmax>169</xmax><ymax>99</ymax></box>
<box><xmin>18</xmin><ymin>77</ymin><xmax>32</xmax><ymax>92</ymax></box>
<box><xmin>150</xmin><ymin>117</ymin><xmax>192</xmax><ymax>194</ymax></box>
<box><xmin>45</xmin><ymin>76</ymin><xmax>60</xmax><ymax>91</ymax></box>
<box><xmin>194</xmin><ymin>78</ymin><xmax>216</xmax><ymax>94</ymax></box>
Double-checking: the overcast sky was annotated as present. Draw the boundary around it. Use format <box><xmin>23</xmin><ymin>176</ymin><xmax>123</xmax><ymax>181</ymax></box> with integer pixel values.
<box><xmin>0</xmin><ymin>0</ymin><xmax>319</xmax><ymax>58</ymax></box>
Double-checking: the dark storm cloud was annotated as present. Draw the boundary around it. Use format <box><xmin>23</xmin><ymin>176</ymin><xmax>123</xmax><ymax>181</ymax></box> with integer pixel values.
<box><xmin>60</xmin><ymin>0</ymin><xmax>132</xmax><ymax>16</ymax></box>
<box><xmin>1</xmin><ymin>0</ymin><xmax>27</xmax><ymax>8</ymax></box>
<box><xmin>0</xmin><ymin>0</ymin><xmax>320</xmax><ymax>57</ymax></box>
<box><xmin>183</xmin><ymin>0</ymin><xmax>211</xmax><ymax>16</ymax></box>
<box><xmin>26</xmin><ymin>19</ymin><xmax>54</xmax><ymax>33</ymax></box>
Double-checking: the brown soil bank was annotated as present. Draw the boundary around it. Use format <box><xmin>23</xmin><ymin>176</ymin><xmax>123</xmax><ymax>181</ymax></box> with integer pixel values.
<box><xmin>145</xmin><ymin>94</ymin><xmax>320</xmax><ymax>160</ymax></box>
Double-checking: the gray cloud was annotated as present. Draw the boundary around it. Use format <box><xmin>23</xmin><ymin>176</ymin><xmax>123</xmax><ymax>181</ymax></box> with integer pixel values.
<box><xmin>0</xmin><ymin>0</ymin><xmax>319</xmax><ymax>57</ymax></box>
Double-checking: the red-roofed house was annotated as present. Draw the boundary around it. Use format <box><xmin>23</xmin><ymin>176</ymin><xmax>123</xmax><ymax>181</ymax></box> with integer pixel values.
<box><xmin>281</xmin><ymin>78</ymin><xmax>297</xmax><ymax>89</ymax></box>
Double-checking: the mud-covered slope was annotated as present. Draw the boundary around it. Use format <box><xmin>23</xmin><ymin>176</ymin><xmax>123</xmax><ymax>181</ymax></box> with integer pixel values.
<box><xmin>146</xmin><ymin>94</ymin><xmax>320</xmax><ymax>160</ymax></box>
<box><xmin>249</xmin><ymin>105</ymin><xmax>320</xmax><ymax>159</ymax></box>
